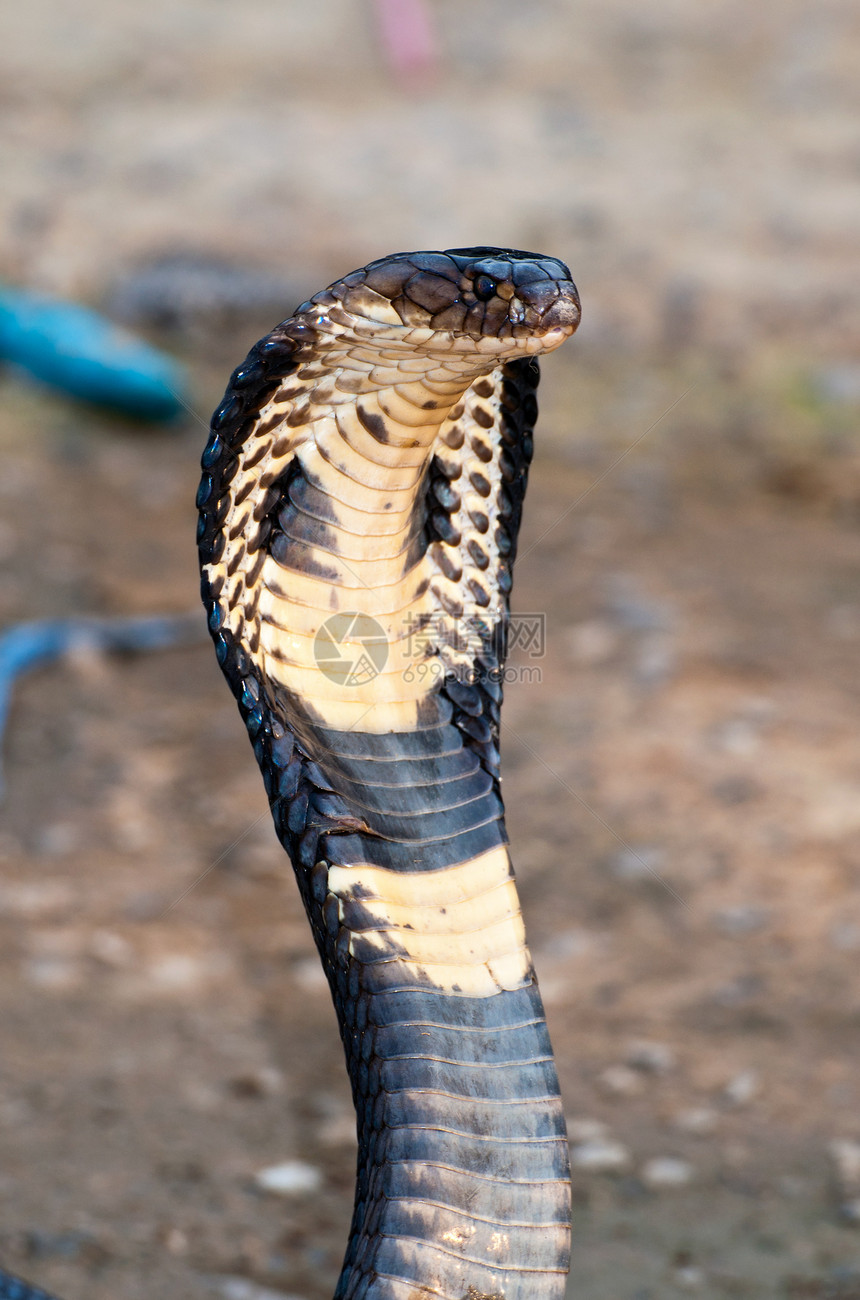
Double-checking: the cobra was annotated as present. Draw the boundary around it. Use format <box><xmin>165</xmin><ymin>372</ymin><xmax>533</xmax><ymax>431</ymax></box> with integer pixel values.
<box><xmin>0</xmin><ymin>248</ymin><xmax>580</xmax><ymax>1300</ymax></box>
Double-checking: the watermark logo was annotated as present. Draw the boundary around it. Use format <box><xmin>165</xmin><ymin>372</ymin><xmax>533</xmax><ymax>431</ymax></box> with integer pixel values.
<box><xmin>314</xmin><ymin>610</ymin><xmax>547</xmax><ymax>687</ymax></box>
<box><xmin>507</xmin><ymin>613</ymin><xmax>546</xmax><ymax>659</ymax></box>
<box><xmin>314</xmin><ymin>612</ymin><xmax>389</xmax><ymax>686</ymax></box>
<box><xmin>403</xmin><ymin>612</ymin><xmax>546</xmax><ymax>665</ymax></box>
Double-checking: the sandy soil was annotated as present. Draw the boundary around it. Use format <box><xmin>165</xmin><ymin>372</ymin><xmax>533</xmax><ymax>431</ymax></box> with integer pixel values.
<box><xmin>1</xmin><ymin>3</ymin><xmax>859</xmax><ymax>1298</ymax></box>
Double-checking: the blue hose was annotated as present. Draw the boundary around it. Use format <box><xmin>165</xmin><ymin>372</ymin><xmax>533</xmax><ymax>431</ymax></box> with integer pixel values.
<box><xmin>0</xmin><ymin>284</ymin><xmax>188</xmax><ymax>422</ymax></box>
<box><xmin>0</xmin><ymin>1267</ymin><xmax>61</xmax><ymax>1299</ymax></box>
<box><xmin>0</xmin><ymin>612</ymin><xmax>205</xmax><ymax>796</ymax></box>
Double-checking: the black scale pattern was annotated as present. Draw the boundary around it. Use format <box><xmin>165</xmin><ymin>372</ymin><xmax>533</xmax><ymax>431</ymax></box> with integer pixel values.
<box><xmin>427</xmin><ymin>355</ymin><xmax>539</xmax><ymax>791</ymax></box>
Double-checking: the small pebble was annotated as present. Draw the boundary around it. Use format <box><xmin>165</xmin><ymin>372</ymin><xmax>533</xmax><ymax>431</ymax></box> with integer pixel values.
<box><xmin>609</xmin><ymin>846</ymin><xmax>665</xmax><ymax>885</ymax></box>
<box><xmin>710</xmin><ymin>719</ymin><xmax>760</xmax><ymax>756</ymax></box>
<box><xmin>598</xmin><ymin>1065</ymin><xmax>643</xmax><ymax>1096</ymax></box>
<box><xmin>712</xmin><ymin>905</ymin><xmax>770</xmax><ymax>937</ymax></box>
<box><xmin>0</xmin><ymin>881</ymin><xmax>75</xmax><ymax>918</ymax></box>
<box><xmin>214</xmin><ymin>1279</ymin><xmax>307</xmax><ymax>1300</ymax></box>
<box><xmin>829</xmin><ymin>1139</ymin><xmax>860</xmax><ymax>1191</ymax></box>
<box><xmin>812</xmin><ymin>364</ymin><xmax>860</xmax><ymax>405</ymax></box>
<box><xmin>724</xmin><ymin>1069</ymin><xmax>760</xmax><ymax>1106</ymax></box>
<box><xmin>539</xmin><ymin>928</ymin><xmax>602</xmax><ymax>962</ymax></box>
<box><xmin>292</xmin><ymin>957</ymin><xmax>327</xmax><ymax>991</ymax></box>
<box><xmin>254</xmin><ymin>1160</ymin><xmax>323</xmax><ymax>1196</ymax></box>
<box><xmin>567</xmin><ymin>1118</ymin><xmax>609</xmax><ymax>1144</ymax></box>
<box><xmin>675</xmin><ymin>1265</ymin><xmax>705</xmax><ymax>1289</ymax></box>
<box><xmin>626</xmin><ymin>1040</ymin><xmax>676</xmax><ymax>1074</ymax></box>
<box><xmin>229</xmin><ymin>1067</ymin><xmax>285</xmax><ymax>1099</ymax></box>
<box><xmin>641</xmin><ymin>1157</ymin><xmax>694</xmax><ymax>1189</ymax></box>
<box><xmin>90</xmin><ymin>929</ymin><xmax>133</xmax><ymax>967</ymax></box>
<box><xmin>35</xmin><ymin>823</ymin><xmax>80</xmax><ymax>857</ymax></box>
<box><xmin>22</xmin><ymin>956</ymin><xmax>83</xmax><ymax>990</ymax></box>
<box><xmin>672</xmin><ymin>1107</ymin><xmax>718</xmax><ymax>1137</ymax></box>
<box><xmin>570</xmin><ymin>1139</ymin><xmax>631</xmax><ymax>1173</ymax></box>
<box><xmin>143</xmin><ymin>953</ymin><xmax>229</xmax><ymax>993</ymax></box>
<box><xmin>633</xmin><ymin>633</ymin><xmax>676</xmax><ymax>690</ymax></box>
<box><xmin>164</xmin><ymin>1227</ymin><xmax>189</xmax><ymax>1256</ymax></box>
<box><xmin>565</xmin><ymin>620</ymin><xmax>618</xmax><ymax>666</ymax></box>
<box><xmin>839</xmin><ymin>1200</ymin><xmax>860</xmax><ymax>1225</ymax></box>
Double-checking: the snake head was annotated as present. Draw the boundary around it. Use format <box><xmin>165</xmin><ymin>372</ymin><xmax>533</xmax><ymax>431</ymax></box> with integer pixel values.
<box><xmin>304</xmin><ymin>246</ymin><xmax>580</xmax><ymax>357</ymax></box>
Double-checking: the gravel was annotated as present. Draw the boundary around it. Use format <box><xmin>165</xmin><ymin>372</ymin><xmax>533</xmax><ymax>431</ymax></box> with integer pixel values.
<box><xmin>570</xmin><ymin>1138</ymin><xmax>632</xmax><ymax>1173</ymax></box>
<box><xmin>253</xmin><ymin>1160</ymin><xmax>323</xmax><ymax>1196</ymax></box>
<box><xmin>829</xmin><ymin>1139</ymin><xmax>860</xmax><ymax>1193</ymax></box>
<box><xmin>724</xmin><ymin>1070</ymin><xmax>760</xmax><ymax>1107</ymax></box>
<box><xmin>625</xmin><ymin>1040</ymin><xmax>676</xmax><ymax>1074</ymax></box>
<box><xmin>672</xmin><ymin>1107</ymin><xmax>719</xmax><ymax>1137</ymax></box>
<box><xmin>212</xmin><ymin>1280</ymin><xmax>308</xmax><ymax>1300</ymax></box>
<box><xmin>641</xmin><ymin>1157</ymin><xmax>695</xmax><ymax>1189</ymax></box>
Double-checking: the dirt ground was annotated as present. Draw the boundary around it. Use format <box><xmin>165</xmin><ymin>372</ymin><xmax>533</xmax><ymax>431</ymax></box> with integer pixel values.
<box><xmin>1</xmin><ymin>4</ymin><xmax>860</xmax><ymax>1299</ymax></box>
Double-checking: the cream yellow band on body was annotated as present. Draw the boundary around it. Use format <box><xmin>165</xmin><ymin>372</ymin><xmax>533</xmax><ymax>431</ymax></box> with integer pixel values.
<box><xmin>327</xmin><ymin>847</ymin><xmax>531</xmax><ymax>998</ymax></box>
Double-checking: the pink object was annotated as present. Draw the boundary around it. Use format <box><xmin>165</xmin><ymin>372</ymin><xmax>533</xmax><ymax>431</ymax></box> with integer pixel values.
<box><xmin>372</xmin><ymin>0</ymin><xmax>439</xmax><ymax>87</ymax></box>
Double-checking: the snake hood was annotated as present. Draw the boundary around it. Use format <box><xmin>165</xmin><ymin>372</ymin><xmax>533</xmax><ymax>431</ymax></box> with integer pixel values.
<box><xmin>198</xmin><ymin>247</ymin><xmax>580</xmax><ymax>731</ymax></box>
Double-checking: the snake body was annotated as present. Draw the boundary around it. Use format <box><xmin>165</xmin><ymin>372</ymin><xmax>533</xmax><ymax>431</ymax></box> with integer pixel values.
<box><xmin>0</xmin><ymin>247</ymin><xmax>580</xmax><ymax>1300</ymax></box>
<box><xmin>198</xmin><ymin>246</ymin><xmax>580</xmax><ymax>1300</ymax></box>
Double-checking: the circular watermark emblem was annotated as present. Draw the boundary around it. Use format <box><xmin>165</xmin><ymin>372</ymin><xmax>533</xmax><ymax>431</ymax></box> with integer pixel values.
<box><xmin>313</xmin><ymin>612</ymin><xmax>389</xmax><ymax>687</ymax></box>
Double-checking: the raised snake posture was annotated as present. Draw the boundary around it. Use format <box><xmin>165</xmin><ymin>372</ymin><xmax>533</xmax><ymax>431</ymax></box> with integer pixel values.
<box><xmin>0</xmin><ymin>247</ymin><xmax>580</xmax><ymax>1300</ymax></box>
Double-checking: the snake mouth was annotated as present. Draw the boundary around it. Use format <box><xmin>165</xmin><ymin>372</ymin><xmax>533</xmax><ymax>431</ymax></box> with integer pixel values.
<box><xmin>533</xmin><ymin>322</ymin><xmax>578</xmax><ymax>350</ymax></box>
<box><xmin>523</xmin><ymin>293</ymin><xmax>581</xmax><ymax>343</ymax></box>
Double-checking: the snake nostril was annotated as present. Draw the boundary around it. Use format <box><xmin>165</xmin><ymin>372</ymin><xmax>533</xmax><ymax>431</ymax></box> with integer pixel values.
<box><xmin>539</xmin><ymin>292</ymin><xmax>582</xmax><ymax>332</ymax></box>
<box><xmin>516</xmin><ymin>279</ymin><xmax>581</xmax><ymax>333</ymax></box>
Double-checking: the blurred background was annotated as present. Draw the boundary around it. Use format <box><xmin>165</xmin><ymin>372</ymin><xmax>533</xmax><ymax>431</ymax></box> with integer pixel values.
<box><xmin>1</xmin><ymin>2</ymin><xmax>859</xmax><ymax>1298</ymax></box>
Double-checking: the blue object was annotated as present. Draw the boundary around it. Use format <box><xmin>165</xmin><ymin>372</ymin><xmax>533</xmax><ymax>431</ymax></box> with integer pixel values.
<box><xmin>0</xmin><ymin>1265</ymin><xmax>59</xmax><ymax>1299</ymax></box>
<box><xmin>0</xmin><ymin>612</ymin><xmax>205</xmax><ymax>796</ymax></box>
<box><xmin>0</xmin><ymin>284</ymin><xmax>189</xmax><ymax>421</ymax></box>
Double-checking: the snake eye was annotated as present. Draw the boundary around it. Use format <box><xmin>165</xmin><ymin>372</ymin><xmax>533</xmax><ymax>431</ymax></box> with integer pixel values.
<box><xmin>473</xmin><ymin>274</ymin><xmax>497</xmax><ymax>302</ymax></box>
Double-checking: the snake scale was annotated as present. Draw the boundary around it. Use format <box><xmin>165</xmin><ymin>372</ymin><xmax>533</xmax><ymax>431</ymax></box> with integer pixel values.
<box><xmin>0</xmin><ymin>247</ymin><xmax>580</xmax><ymax>1300</ymax></box>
